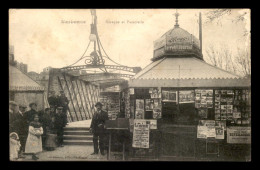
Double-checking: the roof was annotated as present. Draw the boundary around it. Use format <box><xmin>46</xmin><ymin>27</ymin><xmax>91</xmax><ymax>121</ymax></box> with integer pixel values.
<box><xmin>9</xmin><ymin>65</ymin><xmax>45</xmax><ymax>91</ymax></box>
<box><xmin>129</xmin><ymin>57</ymin><xmax>250</xmax><ymax>88</ymax></box>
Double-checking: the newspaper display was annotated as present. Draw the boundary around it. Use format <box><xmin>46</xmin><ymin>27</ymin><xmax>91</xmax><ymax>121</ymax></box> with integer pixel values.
<box><xmin>132</xmin><ymin>119</ymin><xmax>150</xmax><ymax>148</ymax></box>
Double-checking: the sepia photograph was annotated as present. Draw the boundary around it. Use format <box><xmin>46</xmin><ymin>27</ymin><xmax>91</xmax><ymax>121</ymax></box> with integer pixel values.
<box><xmin>9</xmin><ymin>8</ymin><xmax>251</xmax><ymax>161</ymax></box>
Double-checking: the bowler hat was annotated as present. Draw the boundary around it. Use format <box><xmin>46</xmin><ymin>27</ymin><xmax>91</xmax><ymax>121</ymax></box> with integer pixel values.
<box><xmin>95</xmin><ymin>102</ymin><xmax>103</xmax><ymax>107</ymax></box>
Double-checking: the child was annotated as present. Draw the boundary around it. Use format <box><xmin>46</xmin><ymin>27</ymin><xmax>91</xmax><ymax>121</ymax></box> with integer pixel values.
<box><xmin>25</xmin><ymin>114</ymin><xmax>43</xmax><ymax>160</ymax></box>
<box><xmin>10</xmin><ymin>132</ymin><xmax>21</xmax><ymax>160</ymax></box>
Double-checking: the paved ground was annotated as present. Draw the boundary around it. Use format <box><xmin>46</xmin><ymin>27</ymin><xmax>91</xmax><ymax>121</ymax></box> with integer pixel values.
<box><xmin>15</xmin><ymin>120</ymin><xmax>124</xmax><ymax>161</ymax></box>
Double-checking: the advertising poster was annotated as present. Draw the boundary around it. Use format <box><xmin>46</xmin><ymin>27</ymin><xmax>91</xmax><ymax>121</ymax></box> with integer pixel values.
<box><xmin>146</xmin><ymin>119</ymin><xmax>157</xmax><ymax>129</ymax></box>
<box><xmin>145</xmin><ymin>99</ymin><xmax>154</xmax><ymax>111</ymax></box>
<box><xmin>179</xmin><ymin>90</ymin><xmax>195</xmax><ymax>103</ymax></box>
<box><xmin>215</xmin><ymin>121</ymin><xmax>226</xmax><ymax>139</ymax></box>
<box><xmin>150</xmin><ymin>87</ymin><xmax>161</xmax><ymax>99</ymax></box>
<box><xmin>197</xmin><ymin>120</ymin><xmax>216</xmax><ymax>138</ymax></box>
<box><xmin>227</xmin><ymin>127</ymin><xmax>251</xmax><ymax>144</ymax></box>
<box><xmin>153</xmin><ymin>108</ymin><xmax>161</xmax><ymax>119</ymax></box>
<box><xmin>135</xmin><ymin>99</ymin><xmax>144</xmax><ymax>119</ymax></box>
<box><xmin>132</xmin><ymin>120</ymin><xmax>150</xmax><ymax>148</ymax></box>
<box><xmin>162</xmin><ymin>90</ymin><xmax>177</xmax><ymax>102</ymax></box>
<box><xmin>129</xmin><ymin>88</ymin><xmax>135</xmax><ymax>95</ymax></box>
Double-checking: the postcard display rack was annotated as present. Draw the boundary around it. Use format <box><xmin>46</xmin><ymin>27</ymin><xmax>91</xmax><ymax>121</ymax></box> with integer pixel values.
<box><xmin>100</xmin><ymin>92</ymin><xmax>120</xmax><ymax>120</ymax></box>
<box><xmin>131</xmin><ymin>88</ymin><xmax>162</xmax><ymax>159</ymax></box>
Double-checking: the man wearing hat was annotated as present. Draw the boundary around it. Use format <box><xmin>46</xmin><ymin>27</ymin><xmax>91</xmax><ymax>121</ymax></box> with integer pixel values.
<box><xmin>9</xmin><ymin>101</ymin><xmax>19</xmax><ymax>133</ymax></box>
<box><xmin>54</xmin><ymin>106</ymin><xmax>67</xmax><ymax>147</ymax></box>
<box><xmin>90</xmin><ymin>102</ymin><xmax>108</xmax><ymax>155</ymax></box>
<box><xmin>57</xmin><ymin>91</ymin><xmax>69</xmax><ymax>122</ymax></box>
<box><xmin>24</xmin><ymin>103</ymin><xmax>39</xmax><ymax>124</ymax></box>
<box><xmin>16</xmin><ymin>104</ymin><xmax>28</xmax><ymax>157</ymax></box>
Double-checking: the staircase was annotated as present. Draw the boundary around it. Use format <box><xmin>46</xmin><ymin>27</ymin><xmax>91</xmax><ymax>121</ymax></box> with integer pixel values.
<box><xmin>63</xmin><ymin>127</ymin><xmax>93</xmax><ymax>145</ymax></box>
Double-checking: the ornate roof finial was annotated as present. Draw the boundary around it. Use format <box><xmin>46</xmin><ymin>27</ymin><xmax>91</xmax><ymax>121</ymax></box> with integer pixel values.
<box><xmin>174</xmin><ymin>9</ymin><xmax>180</xmax><ymax>28</ymax></box>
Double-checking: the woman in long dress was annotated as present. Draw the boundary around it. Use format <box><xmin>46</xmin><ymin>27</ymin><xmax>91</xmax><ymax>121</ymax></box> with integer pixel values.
<box><xmin>25</xmin><ymin>114</ymin><xmax>43</xmax><ymax>160</ymax></box>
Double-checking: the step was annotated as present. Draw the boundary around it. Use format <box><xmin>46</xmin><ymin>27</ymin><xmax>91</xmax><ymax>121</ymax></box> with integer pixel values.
<box><xmin>63</xmin><ymin>135</ymin><xmax>93</xmax><ymax>140</ymax></box>
<box><xmin>63</xmin><ymin>140</ymin><xmax>93</xmax><ymax>145</ymax></box>
<box><xmin>64</xmin><ymin>131</ymin><xmax>92</xmax><ymax>136</ymax></box>
<box><xmin>64</xmin><ymin>127</ymin><xmax>90</xmax><ymax>131</ymax></box>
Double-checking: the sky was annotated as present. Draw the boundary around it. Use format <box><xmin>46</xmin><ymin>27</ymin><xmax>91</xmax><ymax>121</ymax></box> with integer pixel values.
<box><xmin>9</xmin><ymin>9</ymin><xmax>250</xmax><ymax>74</ymax></box>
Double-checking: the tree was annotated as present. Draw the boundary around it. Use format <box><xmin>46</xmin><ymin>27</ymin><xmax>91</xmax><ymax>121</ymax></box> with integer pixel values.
<box><xmin>204</xmin><ymin>43</ymin><xmax>251</xmax><ymax>78</ymax></box>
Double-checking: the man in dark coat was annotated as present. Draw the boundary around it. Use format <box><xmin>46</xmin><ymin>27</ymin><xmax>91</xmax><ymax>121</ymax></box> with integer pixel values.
<box><xmin>90</xmin><ymin>102</ymin><xmax>108</xmax><ymax>155</ymax></box>
<box><xmin>57</xmin><ymin>91</ymin><xmax>69</xmax><ymax>124</ymax></box>
<box><xmin>24</xmin><ymin>103</ymin><xmax>39</xmax><ymax>124</ymax></box>
<box><xmin>16</xmin><ymin>104</ymin><xmax>28</xmax><ymax>156</ymax></box>
<box><xmin>54</xmin><ymin>106</ymin><xmax>67</xmax><ymax>147</ymax></box>
<box><xmin>48</xmin><ymin>91</ymin><xmax>59</xmax><ymax>109</ymax></box>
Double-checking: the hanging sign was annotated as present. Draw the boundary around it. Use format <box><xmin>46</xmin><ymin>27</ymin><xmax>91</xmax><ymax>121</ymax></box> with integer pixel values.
<box><xmin>132</xmin><ymin>120</ymin><xmax>150</xmax><ymax>148</ymax></box>
<box><xmin>227</xmin><ymin>126</ymin><xmax>251</xmax><ymax>144</ymax></box>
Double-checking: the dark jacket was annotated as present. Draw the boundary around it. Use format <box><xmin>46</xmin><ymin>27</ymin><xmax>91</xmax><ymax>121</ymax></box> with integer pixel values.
<box><xmin>54</xmin><ymin>113</ymin><xmax>67</xmax><ymax>130</ymax></box>
<box><xmin>90</xmin><ymin>110</ymin><xmax>108</xmax><ymax>134</ymax></box>
<box><xmin>24</xmin><ymin>109</ymin><xmax>39</xmax><ymax>124</ymax></box>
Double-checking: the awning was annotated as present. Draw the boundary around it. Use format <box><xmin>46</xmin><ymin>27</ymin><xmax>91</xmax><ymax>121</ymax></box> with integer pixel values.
<box><xmin>130</xmin><ymin>57</ymin><xmax>251</xmax><ymax>88</ymax></box>
<box><xmin>9</xmin><ymin>65</ymin><xmax>45</xmax><ymax>91</ymax></box>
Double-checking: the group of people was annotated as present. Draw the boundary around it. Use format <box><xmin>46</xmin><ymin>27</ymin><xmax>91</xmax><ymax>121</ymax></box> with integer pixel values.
<box><xmin>9</xmin><ymin>90</ymin><xmax>69</xmax><ymax>161</ymax></box>
<box><xmin>10</xmin><ymin>89</ymin><xmax>111</xmax><ymax>160</ymax></box>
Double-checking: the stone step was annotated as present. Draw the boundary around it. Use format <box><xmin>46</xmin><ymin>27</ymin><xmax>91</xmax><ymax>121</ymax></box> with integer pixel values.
<box><xmin>63</xmin><ymin>140</ymin><xmax>93</xmax><ymax>146</ymax></box>
<box><xmin>64</xmin><ymin>127</ymin><xmax>90</xmax><ymax>131</ymax></box>
<box><xmin>63</xmin><ymin>135</ymin><xmax>93</xmax><ymax>140</ymax></box>
<box><xmin>64</xmin><ymin>131</ymin><xmax>92</xmax><ymax>136</ymax></box>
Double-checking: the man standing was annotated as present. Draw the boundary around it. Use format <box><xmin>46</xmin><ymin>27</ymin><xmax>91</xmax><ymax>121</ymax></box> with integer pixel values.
<box><xmin>58</xmin><ymin>91</ymin><xmax>69</xmax><ymax>124</ymax></box>
<box><xmin>48</xmin><ymin>91</ymin><xmax>58</xmax><ymax>109</ymax></box>
<box><xmin>24</xmin><ymin>103</ymin><xmax>38</xmax><ymax>124</ymax></box>
<box><xmin>54</xmin><ymin>106</ymin><xmax>67</xmax><ymax>147</ymax></box>
<box><xmin>16</xmin><ymin>104</ymin><xmax>28</xmax><ymax>157</ymax></box>
<box><xmin>90</xmin><ymin>102</ymin><xmax>108</xmax><ymax>155</ymax></box>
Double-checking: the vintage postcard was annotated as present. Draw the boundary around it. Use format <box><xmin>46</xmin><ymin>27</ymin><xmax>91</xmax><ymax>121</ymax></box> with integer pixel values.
<box><xmin>9</xmin><ymin>9</ymin><xmax>251</xmax><ymax>161</ymax></box>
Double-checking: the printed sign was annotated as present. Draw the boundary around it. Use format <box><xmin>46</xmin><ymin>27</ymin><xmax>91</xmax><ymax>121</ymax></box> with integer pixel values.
<box><xmin>129</xmin><ymin>88</ymin><xmax>134</xmax><ymax>95</ymax></box>
<box><xmin>135</xmin><ymin>99</ymin><xmax>144</xmax><ymax>119</ymax></box>
<box><xmin>197</xmin><ymin>120</ymin><xmax>216</xmax><ymax>139</ymax></box>
<box><xmin>162</xmin><ymin>90</ymin><xmax>177</xmax><ymax>102</ymax></box>
<box><xmin>132</xmin><ymin>120</ymin><xmax>150</xmax><ymax>148</ymax></box>
<box><xmin>215</xmin><ymin>121</ymin><xmax>226</xmax><ymax>139</ymax></box>
<box><xmin>227</xmin><ymin>127</ymin><xmax>251</xmax><ymax>144</ymax></box>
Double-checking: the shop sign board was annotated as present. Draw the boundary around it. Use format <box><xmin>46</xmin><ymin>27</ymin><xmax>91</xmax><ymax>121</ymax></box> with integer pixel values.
<box><xmin>132</xmin><ymin>119</ymin><xmax>150</xmax><ymax>148</ymax></box>
<box><xmin>227</xmin><ymin>126</ymin><xmax>251</xmax><ymax>144</ymax></box>
<box><xmin>197</xmin><ymin>120</ymin><xmax>216</xmax><ymax>139</ymax></box>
